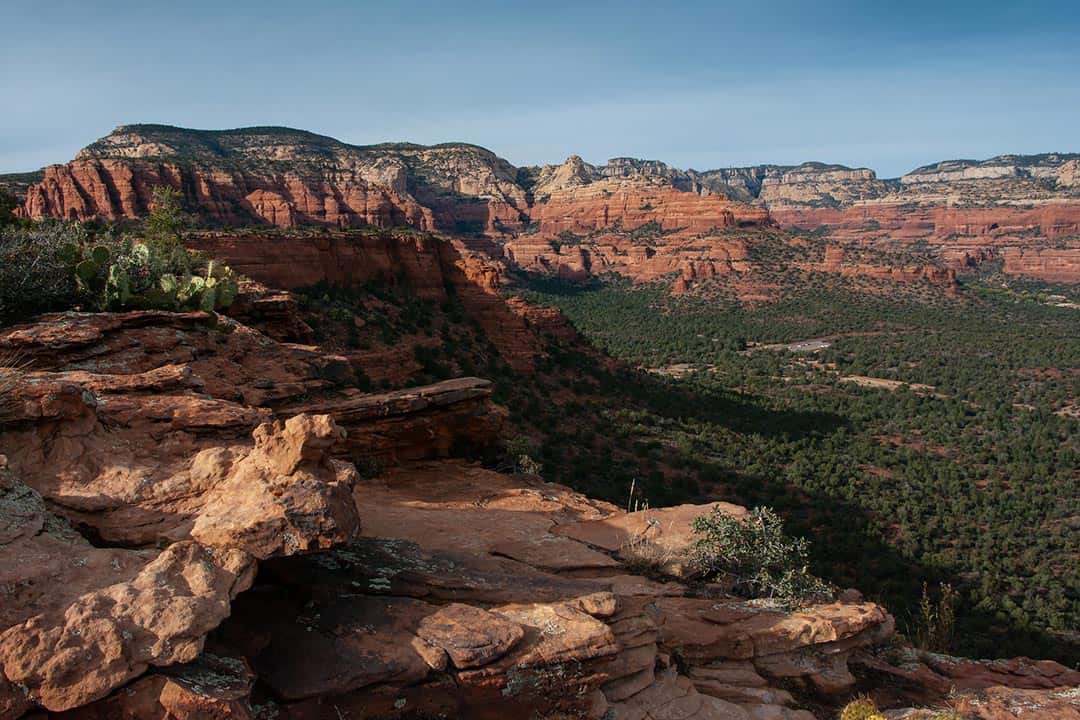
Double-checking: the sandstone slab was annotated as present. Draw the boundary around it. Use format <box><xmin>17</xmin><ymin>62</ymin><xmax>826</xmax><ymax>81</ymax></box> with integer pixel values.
<box><xmin>416</xmin><ymin>603</ymin><xmax>524</xmax><ymax>669</ymax></box>
<box><xmin>555</xmin><ymin>503</ymin><xmax>748</xmax><ymax>578</ymax></box>
<box><xmin>52</xmin><ymin>654</ymin><xmax>255</xmax><ymax>720</ymax></box>
<box><xmin>264</xmin><ymin>536</ymin><xmax>609</xmax><ymax>605</ymax></box>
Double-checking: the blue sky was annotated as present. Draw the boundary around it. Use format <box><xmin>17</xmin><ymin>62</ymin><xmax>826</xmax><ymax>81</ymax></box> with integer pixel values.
<box><xmin>2</xmin><ymin>0</ymin><xmax>1077</xmax><ymax>177</ymax></box>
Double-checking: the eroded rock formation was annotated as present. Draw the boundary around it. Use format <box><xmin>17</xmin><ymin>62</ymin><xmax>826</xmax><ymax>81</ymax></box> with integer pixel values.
<box><xmin>187</xmin><ymin>229</ymin><xmax>544</xmax><ymax>372</ymax></box>
<box><xmin>17</xmin><ymin>125</ymin><xmax>528</xmax><ymax>235</ymax></box>
<box><xmin>723</xmin><ymin>156</ymin><xmax>1080</xmax><ymax>283</ymax></box>
<box><xmin>16</xmin><ymin>125</ymin><xmax>1078</xmax><ymax>287</ymax></box>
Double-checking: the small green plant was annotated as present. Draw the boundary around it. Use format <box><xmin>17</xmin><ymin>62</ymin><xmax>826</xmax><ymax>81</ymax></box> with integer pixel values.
<box><xmin>138</xmin><ymin>185</ymin><xmax>198</xmax><ymax>284</ymax></box>
<box><xmin>499</xmin><ymin>435</ymin><xmax>543</xmax><ymax>476</ymax></box>
<box><xmin>838</xmin><ymin>696</ymin><xmax>885</xmax><ymax>720</ymax></box>
<box><xmin>516</xmin><ymin>453</ymin><xmax>543</xmax><ymax>476</ymax></box>
<box><xmin>692</xmin><ymin>505</ymin><xmax>832</xmax><ymax>606</ymax></box>
<box><xmin>912</xmin><ymin>582</ymin><xmax>957</xmax><ymax>652</ymax></box>
<box><xmin>145</xmin><ymin>186</ymin><xmax>189</xmax><ymax>253</ymax></box>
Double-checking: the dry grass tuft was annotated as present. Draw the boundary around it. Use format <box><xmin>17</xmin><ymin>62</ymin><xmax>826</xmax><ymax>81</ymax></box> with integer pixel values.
<box><xmin>620</xmin><ymin>530</ymin><xmax>678</xmax><ymax>576</ymax></box>
<box><xmin>0</xmin><ymin>351</ymin><xmax>28</xmax><ymax>423</ymax></box>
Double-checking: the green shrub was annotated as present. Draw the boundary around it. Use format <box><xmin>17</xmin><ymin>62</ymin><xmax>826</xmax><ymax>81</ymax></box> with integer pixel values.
<box><xmin>145</xmin><ymin>186</ymin><xmax>190</xmax><ymax>259</ymax></box>
<box><xmin>692</xmin><ymin>505</ymin><xmax>832</xmax><ymax>606</ymax></box>
<box><xmin>0</xmin><ymin>223</ymin><xmax>86</xmax><ymax>323</ymax></box>
<box><xmin>499</xmin><ymin>435</ymin><xmax>543</xmax><ymax>476</ymax></box>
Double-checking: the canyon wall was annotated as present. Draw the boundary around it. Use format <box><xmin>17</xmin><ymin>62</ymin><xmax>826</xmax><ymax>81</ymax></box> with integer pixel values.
<box><xmin>187</xmin><ymin>229</ymin><xmax>543</xmax><ymax>372</ymax></box>
<box><xmin>17</xmin><ymin>125</ymin><xmax>529</xmax><ymax>235</ymax></box>
<box><xmin>22</xmin><ymin>158</ymin><xmax>435</xmax><ymax>228</ymax></box>
<box><xmin>505</xmin><ymin>156</ymin><xmax>773</xmax><ymax>290</ymax></box>
<box><xmin>11</xmin><ymin>125</ymin><xmax>1080</xmax><ymax>285</ymax></box>
<box><xmin>716</xmin><ymin>155</ymin><xmax>1080</xmax><ymax>283</ymax></box>
<box><xmin>519</xmin><ymin>153</ymin><xmax>1080</xmax><ymax>284</ymax></box>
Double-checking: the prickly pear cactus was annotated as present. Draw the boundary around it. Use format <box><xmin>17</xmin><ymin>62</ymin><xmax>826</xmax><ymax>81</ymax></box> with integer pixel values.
<box><xmin>216</xmin><ymin>273</ymin><xmax>238</xmax><ymax>308</ymax></box>
<box><xmin>106</xmin><ymin>264</ymin><xmax>132</xmax><ymax>307</ymax></box>
<box><xmin>159</xmin><ymin>273</ymin><xmax>178</xmax><ymax>298</ymax></box>
<box><xmin>72</xmin><ymin>245</ymin><xmax>113</xmax><ymax>296</ymax></box>
<box><xmin>66</xmin><ymin>238</ymin><xmax>239</xmax><ymax>313</ymax></box>
<box><xmin>74</xmin><ymin>259</ymin><xmax>99</xmax><ymax>289</ymax></box>
<box><xmin>199</xmin><ymin>285</ymin><xmax>217</xmax><ymax>312</ymax></box>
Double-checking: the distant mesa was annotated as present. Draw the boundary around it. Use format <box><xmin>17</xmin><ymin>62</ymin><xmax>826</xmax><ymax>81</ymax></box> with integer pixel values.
<box><xmin>2</xmin><ymin>124</ymin><xmax>1078</xmax><ymax>285</ymax></box>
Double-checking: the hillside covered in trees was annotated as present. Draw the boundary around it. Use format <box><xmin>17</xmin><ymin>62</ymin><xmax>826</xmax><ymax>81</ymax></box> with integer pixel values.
<box><xmin>515</xmin><ymin>272</ymin><xmax>1080</xmax><ymax>664</ymax></box>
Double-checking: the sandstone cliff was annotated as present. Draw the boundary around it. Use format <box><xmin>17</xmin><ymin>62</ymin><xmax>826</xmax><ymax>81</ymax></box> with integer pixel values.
<box><xmin>19</xmin><ymin>125</ymin><xmax>530</xmax><ymax>234</ymax></box>
<box><xmin>184</xmin><ymin>228</ymin><xmax>544</xmax><ymax>373</ymax></box>
<box><xmin>519</xmin><ymin>153</ymin><xmax>1080</xmax><ymax>284</ymax></box>
<box><xmin>703</xmin><ymin>155</ymin><xmax>1080</xmax><ymax>283</ymax></box>
<box><xmin>12</xmin><ymin>126</ymin><xmax>1080</xmax><ymax>287</ymax></box>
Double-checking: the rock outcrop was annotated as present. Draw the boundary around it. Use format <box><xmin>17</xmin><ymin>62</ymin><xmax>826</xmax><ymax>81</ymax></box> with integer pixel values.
<box><xmin>1001</xmin><ymin>246</ymin><xmax>1080</xmax><ymax>283</ymax></box>
<box><xmin>808</xmin><ymin>245</ymin><xmax>959</xmax><ymax>290</ymax></box>
<box><xmin>230</xmin><ymin>459</ymin><xmax>902</xmax><ymax>720</ymax></box>
<box><xmin>854</xmin><ymin>646</ymin><xmax>1080</xmax><ymax>720</ymax></box>
<box><xmin>706</xmin><ymin>155</ymin><xmax>1080</xmax><ymax>283</ymax></box>
<box><xmin>19</xmin><ymin>125</ymin><xmax>529</xmax><ymax>235</ymax></box>
<box><xmin>20</xmin><ymin>125</ymin><xmax>1077</xmax><ymax>288</ymax></box>
<box><xmin>0</xmin><ymin>248</ymin><xmax>1076</xmax><ymax>718</ymax></box>
<box><xmin>187</xmin><ymin>228</ymin><xmax>544</xmax><ymax>371</ymax></box>
<box><xmin>0</xmin><ymin>305</ymin><xmax>503</xmax><ymax>717</ymax></box>
<box><xmin>525</xmin><ymin>156</ymin><xmax>771</xmax><ymax>234</ymax></box>
<box><xmin>0</xmin><ymin>465</ymin><xmax>255</xmax><ymax>715</ymax></box>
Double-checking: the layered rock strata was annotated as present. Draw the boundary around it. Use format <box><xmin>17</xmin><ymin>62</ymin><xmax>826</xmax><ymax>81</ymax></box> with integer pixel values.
<box><xmin>19</xmin><ymin>125</ymin><xmax>529</xmax><ymax>235</ymax></box>
<box><xmin>22</xmin><ymin>125</ymin><xmax>1079</xmax><ymax>287</ymax></box>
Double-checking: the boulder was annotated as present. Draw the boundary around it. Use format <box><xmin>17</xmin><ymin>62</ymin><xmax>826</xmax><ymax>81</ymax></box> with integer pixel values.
<box><xmin>416</xmin><ymin>604</ymin><xmax>524</xmax><ymax>669</ymax></box>
<box><xmin>0</xmin><ymin>469</ymin><xmax>255</xmax><ymax>712</ymax></box>
<box><xmin>52</xmin><ymin>654</ymin><xmax>255</xmax><ymax>720</ymax></box>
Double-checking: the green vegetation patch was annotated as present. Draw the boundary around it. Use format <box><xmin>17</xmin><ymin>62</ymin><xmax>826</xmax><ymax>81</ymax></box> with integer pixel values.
<box><xmin>514</xmin><ymin>274</ymin><xmax>1080</xmax><ymax>663</ymax></box>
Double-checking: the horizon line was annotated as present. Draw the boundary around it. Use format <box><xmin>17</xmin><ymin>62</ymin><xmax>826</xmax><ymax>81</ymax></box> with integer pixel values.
<box><xmin>2</xmin><ymin>122</ymin><xmax>1078</xmax><ymax>181</ymax></box>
